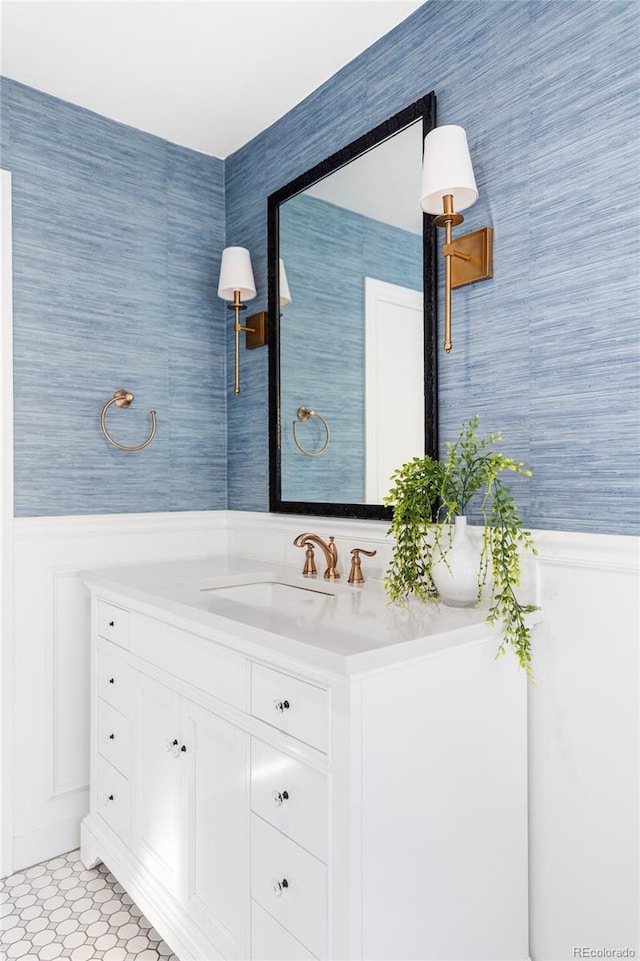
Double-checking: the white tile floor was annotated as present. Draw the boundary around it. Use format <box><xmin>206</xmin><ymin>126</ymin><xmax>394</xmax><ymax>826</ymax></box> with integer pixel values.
<box><xmin>1</xmin><ymin>849</ymin><xmax>179</xmax><ymax>960</ymax></box>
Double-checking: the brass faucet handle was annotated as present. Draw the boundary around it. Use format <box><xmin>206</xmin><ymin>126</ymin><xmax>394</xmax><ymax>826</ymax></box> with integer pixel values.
<box><xmin>301</xmin><ymin>543</ymin><xmax>317</xmax><ymax>577</ymax></box>
<box><xmin>348</xmin><ymin>547</ymin><xmax>377</xmax><ymax>585</ymax></box>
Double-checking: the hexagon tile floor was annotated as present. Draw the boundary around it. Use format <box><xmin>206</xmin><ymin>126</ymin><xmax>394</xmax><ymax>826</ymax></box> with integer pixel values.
<box><xmin>1</xmin><ymin>849</ymin><xmax>179</xmax><ymax>960</ymax></box>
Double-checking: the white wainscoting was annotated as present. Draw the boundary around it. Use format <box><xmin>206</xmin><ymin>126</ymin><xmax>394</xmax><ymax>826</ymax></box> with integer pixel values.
<box><xmin>7</xmin><ymin>509</ymin><xmax>639</xmax><ymax>960</ymax></box>
<box><xmin>1</xmin><ymin>169</ymin><xmax>15</xmax><ymax>882</ymax></box>
<box><xmin>527</xmin><ymin>531</ymin><xmax>640</xmax><ymax>960</ymax></box>
<box><xmin>10</xmin><ymin>511</ymin><xmax>227</xmax><ymax>873</ymax></box>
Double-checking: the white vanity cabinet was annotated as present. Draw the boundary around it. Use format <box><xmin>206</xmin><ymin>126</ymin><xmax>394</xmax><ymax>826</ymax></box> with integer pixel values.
<box><xmin>85</xmin><ymin>605</ymin><xmax>252</xmax><ymax>961</ymax></box>
<box><xmin>132</xmin><ymin>669</ymin><xmax>249</xmax><ymax>958</ymax></box>
<box><xmin>133</xmin><ymin>670</ymin><xmax>183</xmax><ymax>897</ymax></box>
<box><xmin>82</xmin><ymin>577</ymin><xmax>531</xmax><ymax>961</ymax></box>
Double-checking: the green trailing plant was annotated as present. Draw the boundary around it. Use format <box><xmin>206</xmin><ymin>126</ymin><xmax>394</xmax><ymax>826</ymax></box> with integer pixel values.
<box><xmin>384</xmin><ymin>416</ymin><xmax>538</xmax><ymax>678</ymax></box>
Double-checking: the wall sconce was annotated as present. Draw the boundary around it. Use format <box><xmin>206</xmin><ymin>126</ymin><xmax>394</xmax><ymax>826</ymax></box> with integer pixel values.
<box><xmin>243</xmin><ymin>258</ymin><xmax>292</xmax><ymax>352</ymax></box>
<box><xmin>420</xmin><ymin>125</ymin><xmax>493</xmax><ymax>353</ymax></box>
<box><xmin>217</xmin><ymin>246</ymin><xmax>257</xmax><ymax>395</ymax></box>
<box><xmin>279</xmin><ymin>258</ymin><xmax>292</xmax><ymax>308</ymax></box>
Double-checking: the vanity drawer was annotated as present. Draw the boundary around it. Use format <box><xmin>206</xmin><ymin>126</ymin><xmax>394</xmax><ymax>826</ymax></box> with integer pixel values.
<box><xmin>130</xmin><ymin>612</ymin><xmax>246</xmax><ymax>711</ymax></box>
<box><xmin>97</xmin><ymin>698</ymin><xmax>130</xmax><ymax>777</ymax></box>
<box><xmin>251</xmin><ymin>900</ymin><xmax>317</xmax><ymax>960</ymax></box>
<box><xmin>96</xmin><ymin>599</ymin><xmax>129</xmax><ymax>649</ymax></box>
<box><xmin>251</xmin><ymin>739</ymin><xmax>327</xmax><ymax>862</ymax></box>
<box><xmin>97</xmin><ymin>646</ymin><xmax>132</xmax><ymax>718</ymax></box>
<box><xmin>251</xmin><ymin>664</ymin><xmax>328</xmax><ymax>753</ymax></box>
<box><xmin>96</xmin><ymin>755</ymin><xmax>130</xmax><ymax>846</ymax></box>
<box><xmin>251</xmin><ymin>814</ymin><xmax>327</xmax><ymax>960</ymax></box>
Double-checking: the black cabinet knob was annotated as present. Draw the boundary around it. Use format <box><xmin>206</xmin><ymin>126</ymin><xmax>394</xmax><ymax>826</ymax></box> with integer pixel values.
<box><xmin>108</xmin><ymin>678</ymin><xmax>115</xmax><ymax>684</ymax></box>
<box><xmin>180</xmin><ymin>744</ymin><xmax>187</xmax><ymax>753</ymax></box>
<box><xmin>108</xmin><ymin>621</ymin><xmax>115</xmax><ymax>627</ymax></box>
<box><xmin>109</xmin><ymin>733</ymin><xmax>115</xmax><ymax>740</ymax></box>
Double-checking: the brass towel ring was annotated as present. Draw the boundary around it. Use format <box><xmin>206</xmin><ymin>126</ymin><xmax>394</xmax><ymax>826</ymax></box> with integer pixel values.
<box><xmin>100</xmin><ymin>390</ymin><xmax>157</xmax><ymax>452</ymax></box>
<box><xmin>292</xmin><ymin>406</ymin><xmax>330</xmax><ymax>457</ymax></box>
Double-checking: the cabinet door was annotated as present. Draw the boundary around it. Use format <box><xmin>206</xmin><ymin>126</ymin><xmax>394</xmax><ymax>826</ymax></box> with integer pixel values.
<box><xmin>183</xmin><ymin>699</ymin><xmax>249</xmax><ymax>960</ymax></box>
<box><xmin>132</xmin><ymin>671</ymin><xmax>183</xmax><ymax>898</ymax></box>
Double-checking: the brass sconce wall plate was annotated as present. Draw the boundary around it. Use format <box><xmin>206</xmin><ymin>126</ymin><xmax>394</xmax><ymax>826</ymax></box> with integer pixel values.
<box><xmin>449</xmin><ymin>226</ymin><xmax>494</xmax><ymax>289</ymax></box>
<box><xmin>246</xmin><ymin>311</ymin><xmax>268</xmax><ymax>349</ymax></box>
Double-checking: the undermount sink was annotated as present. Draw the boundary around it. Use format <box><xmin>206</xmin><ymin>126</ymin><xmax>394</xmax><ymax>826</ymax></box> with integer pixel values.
<box><xmin>203</xmin><ymin>580</ymin><xmax>336</xmax><ymax>608</ymax></box>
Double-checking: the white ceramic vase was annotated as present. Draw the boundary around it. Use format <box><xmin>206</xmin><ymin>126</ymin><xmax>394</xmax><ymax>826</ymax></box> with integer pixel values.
<box><xmin>431</xmin><ymin>515</ymin><xmax>481</xmax><ymax>608</ymax></box>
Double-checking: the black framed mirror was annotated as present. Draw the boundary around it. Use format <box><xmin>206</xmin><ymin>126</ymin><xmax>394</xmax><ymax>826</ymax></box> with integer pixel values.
<box><xmin>268</xmin><ymin>92</ymin><xmax>438</xmax><ymax>520</ymax></box>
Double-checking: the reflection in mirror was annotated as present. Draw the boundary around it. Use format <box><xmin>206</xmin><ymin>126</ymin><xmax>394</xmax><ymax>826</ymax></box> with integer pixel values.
<box><xmin>268</xmin><ymin>93</ymin><xmax>437</xmax><ymax>519</ymax></box>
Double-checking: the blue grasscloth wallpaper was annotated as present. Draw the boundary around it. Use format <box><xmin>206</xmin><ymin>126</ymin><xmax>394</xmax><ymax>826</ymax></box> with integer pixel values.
<box><xmin>225</xmin><ymin>0</ymin><xmax>640</xmax><ymax>534</ymax></box>
<box><xmin>1</xmin><ymin>78</ymin><xmax>228</xmax><ymax>516</ymax></box>
<box><xmin>2</xmin><ymin>1</ymin><xmax>638</xmax><ymax>531</ymax></box>
<box><xmin>279</xmin><ymin>194</ymin><xmax>421</xmax><ymax>503</ymax></box>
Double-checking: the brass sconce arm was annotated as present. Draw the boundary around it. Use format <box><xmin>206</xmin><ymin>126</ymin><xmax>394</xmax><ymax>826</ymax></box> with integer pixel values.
<box><xmin>228</xmin><ymin>290</ymin><xmax>256</xmax><ymax>395</ymax></box>
<box><xmin>434</xmin><ymin>194</ymin><xmax>463</xmax><ymax>354</ymax></box>
<box><xmin>433</xmin><ymin>195</ymin><xmax>494</xmax><ymax>354</ymax></box>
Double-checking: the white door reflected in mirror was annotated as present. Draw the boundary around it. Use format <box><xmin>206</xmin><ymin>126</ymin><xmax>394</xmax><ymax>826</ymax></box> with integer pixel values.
<box><xmin>365</xmin><ymin>277</ymin><xmax>424</xmax><ymax>503</ymax></box>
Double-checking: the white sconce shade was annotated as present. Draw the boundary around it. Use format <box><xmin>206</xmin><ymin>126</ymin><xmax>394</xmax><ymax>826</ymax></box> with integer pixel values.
<box><xmin>420</xmin><ymin>125</ymin><xmax>478</xmax><ymax>214</ymax></box>
<box><xmin>217</xmin><ymin>246</ymin><xmax>257</xmax><ymax>301</ymax></box>
<box><xmin>279</xmin><ymin>258</ymin><xmax>292</xmax><ymax>308</ymax></box>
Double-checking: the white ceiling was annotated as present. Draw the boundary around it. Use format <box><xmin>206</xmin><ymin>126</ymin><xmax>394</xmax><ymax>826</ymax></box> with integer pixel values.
<box><xmin>0</xmin><ymin>1</ymin><xmax>423</xmax><ymax>158</ymax></box>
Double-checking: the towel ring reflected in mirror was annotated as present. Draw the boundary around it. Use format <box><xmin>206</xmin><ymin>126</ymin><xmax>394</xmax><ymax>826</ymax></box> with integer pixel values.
<box><xmin>100</xmin><ymin>390</ymin><xmax>157</xmax><ymax>452</ymax></box>
<box><xmin>292</xmin><ymin>406</ymin><xmax>330</xmax><ymax>457</ymax></box>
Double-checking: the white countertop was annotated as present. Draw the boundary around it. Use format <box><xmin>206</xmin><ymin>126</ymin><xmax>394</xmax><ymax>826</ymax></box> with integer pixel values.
<box><xmin>85</xmin><ymin>555</ymin><xmax>538</xmax><ymax>676</ymax></box>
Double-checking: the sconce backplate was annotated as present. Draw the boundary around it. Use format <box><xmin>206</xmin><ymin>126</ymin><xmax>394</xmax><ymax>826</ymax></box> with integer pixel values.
<box><xmin>246</xmin><ymin>311</ymin><xmax>268</xmax><ymax>349</ymax></box>
<box><xmin>450</xmin><ymin>226</ymin><xmax>494</xmax><ymax>289</ymax></box>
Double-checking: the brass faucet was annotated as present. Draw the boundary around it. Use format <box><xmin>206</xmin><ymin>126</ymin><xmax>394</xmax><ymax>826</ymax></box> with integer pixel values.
<box><xmin>293</xmin><ymin>533</ymin><xmax>340</xmax><ymax>580</ymax></box>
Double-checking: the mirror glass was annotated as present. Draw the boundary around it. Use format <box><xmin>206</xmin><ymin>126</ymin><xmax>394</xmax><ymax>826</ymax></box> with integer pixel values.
<box><xmin>268</xmin><ymin>93</ymin><xmax>437</xmax><ymax>519</ymax></box>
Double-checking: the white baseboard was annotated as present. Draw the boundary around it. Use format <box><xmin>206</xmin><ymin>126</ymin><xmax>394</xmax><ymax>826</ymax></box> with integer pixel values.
<box><xmin>13</xmin><ymin>814</ymin><xmax>84</xmax><ymax>873</ymax></box>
